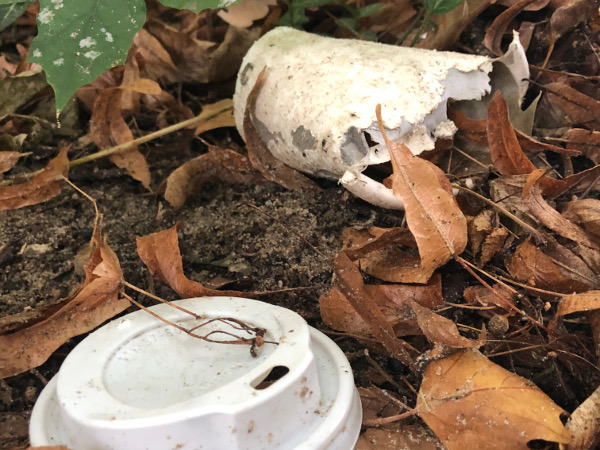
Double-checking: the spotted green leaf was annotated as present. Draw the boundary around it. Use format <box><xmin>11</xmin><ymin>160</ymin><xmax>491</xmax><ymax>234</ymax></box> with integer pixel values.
<box><xmin>28</xmin><ymin>0</ymin><xmax>146</xmax><ymax>110</ymax></box>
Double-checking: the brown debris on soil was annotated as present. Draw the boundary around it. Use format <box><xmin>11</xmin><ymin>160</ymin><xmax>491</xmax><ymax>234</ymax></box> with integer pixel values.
<box><xmin>1</xmin><ymin>1</ymin><xmax>600</xmax><ymax>449</ymax></box>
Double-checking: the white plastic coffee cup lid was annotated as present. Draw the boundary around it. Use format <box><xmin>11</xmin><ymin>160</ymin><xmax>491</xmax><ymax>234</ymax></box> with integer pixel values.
<box><xmin>30</xmin><ymin>296</ymin><xmax>362</xmax><ymax>449</ymax></box>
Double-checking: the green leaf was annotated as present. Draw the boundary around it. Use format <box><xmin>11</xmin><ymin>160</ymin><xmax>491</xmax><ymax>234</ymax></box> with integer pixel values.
<box><xmin>0</xmin><ymin>1</ymin><xmax>30</xmax><ymax>32</ymax></box>
<box><xmin>357</xmin><ymin>3</ymin><xmax>382</xmax><ymax>19</ymax></box>
<box><xmin>158</xmin><ymin>0</ymin><xmax>242</xmax><ymax>13</ymax></box>
<box><xmin>424</xmin><ymin>0</ymin><xmax>464</xmax><ymax>16</ymax></box>
<box><xmin>361</xmin><ymin>30</ymin><xmax>378</xmax><ymax>41</ymax></box>
<box><xmin>336</xmin><ymin>16</ymin><xmax>358</xmax><ymax>31</ymax></box>
<box><xmin>28</xmin><ymin>0</ymin><xmax>146</xmax><ymax>111</ymax></box>
<box><xmin>292</xmin><ymin>0</ymin><xmax>333</xmax><ymax>7</ymax></box>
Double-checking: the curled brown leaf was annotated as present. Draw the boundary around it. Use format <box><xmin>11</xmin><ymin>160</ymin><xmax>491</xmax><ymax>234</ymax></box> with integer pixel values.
<box><xmin>0</xmin><ymin>233</ymin><xmax>129</xmax><ymax>378</ymax></box>
<box><xmin>0</xmin><ymin>147</ymin><xmax>69</xmax><ymax>211</ymax></box>
<box><xmin>163</xmin><ymin>146</ymin><xmax>264</xmax><ymax>209</ymax></box>
<box><xmin>89</xmin><ymin>80</ymin><xmax>163</xmax><ymax>190</ymax></box>
<box><xmin>320</xmin><ymin>272</ymin><xmax>442</xmax><ymax>337</ymax></box>
<box><xmin>561</xmin><ymin>198</ymin><xmax>600</xmax><ymax>239</ymax></box>
<box><xmin>484</xmin><ymin>0</ymin><xmax>541</xmax><ymax>55</ymax></box>
<box><xmin>136</xmin><ymin>223</ymin><xmax>249</xmax><ymax>299</ymax></box>
<box><xmin>330</xmin><ymin>251</ymin><xmax>416</xmax><ymax>370</ymax></box>
<box><xmin>410</xmin><ymin>300</ymin><xmax>485</xmax><ymax>349</ymax></box>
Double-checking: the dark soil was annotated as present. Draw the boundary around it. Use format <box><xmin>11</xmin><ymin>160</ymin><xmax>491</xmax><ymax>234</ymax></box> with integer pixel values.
<box><xmin>0</xmin><ymin>152</ymin><xmax>403</xmax><ymax>448</ymax></box>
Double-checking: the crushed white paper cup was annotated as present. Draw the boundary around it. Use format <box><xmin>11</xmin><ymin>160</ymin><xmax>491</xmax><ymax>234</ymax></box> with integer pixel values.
<box><xmin>30</xmin><ymin>297</ymin><xmax>362</xmax><ymax>449</ymax></box>
<box><xmin>233</xmin><ymin>27</ymin><xmax>528</xmax><ymax>209</ymax></box>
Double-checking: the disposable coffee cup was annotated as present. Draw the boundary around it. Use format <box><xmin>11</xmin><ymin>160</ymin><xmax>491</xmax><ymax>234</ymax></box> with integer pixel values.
<box><xmin>30</xmin><ymin>297</ymin><xmax>362</xmax><ymax>449</ymax></box>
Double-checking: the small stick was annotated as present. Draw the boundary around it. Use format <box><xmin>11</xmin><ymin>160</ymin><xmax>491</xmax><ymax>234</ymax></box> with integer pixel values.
<box><xmin>0</xmin><ymin>102</ymin><xmax>232</xmax><ymax>186</ymax></box>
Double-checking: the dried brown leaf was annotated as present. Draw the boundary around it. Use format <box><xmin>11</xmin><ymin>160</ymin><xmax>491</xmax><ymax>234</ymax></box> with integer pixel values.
<box><xmin>487</xmin><ymin>91</ymin><xmax>536</xmax><ymax>175</ymax></box>
<box><xmin>343</xmin><ymin>226</ymin><xmax>426</xmax><ymax>283</ymax></box>
<box><xmin>357</xmin><ymin>421</ymin><xmax>441</xmax><ymax>450</ymax></box>
<box><xmin>131</xmin><ymin>22</ymin><xmax>258</xmax><ymax>85</ymax></box>
<box><xmin>565</xmin><ymin>128</ymin><xmax>600</xmax><ymax>163</ymax></box>
<box><xmin>0</xmin><ymin>147</ymin><xmax>69</xmax><ymax>211</ymax></box>
<box><xmin>555</xmin><ymin>291</ymin><xmax>600</xmax><ymax>319</ymax></box>
<box><xmin>163</xmin><ymin>147</ymin><xmax>264</xmax><ymax>208</ymax></box>
<box><xmin>243</xmin><ymin>68</ymin><xmax>322</xmax><ymax>193</ymax></box>
<box><xmin>330</xmin><ymin>251</ymin><xmax>416</xmax><ymax>369</ymax></box>
<box><xmin>378</xmin><ymin>108</ymin><xmax>467</xmax><ymax>284</ymax></box>
<box><xmin>0</xmin><ymin>151</ymin><xmax>27</xmax><ymax>174</ymax></box>
<box><xmin>89</xmin><ymin>80</ymin><xmax>163</xmax><ymax>190</ymax></box>
<box><xmin>562</xmin><ymin>198</ymin><xmax>600</xmax><ymax>239</ymax></box>
<box><xmin>565</xmin><ymin>382</ymin><xmax>600</xmax><ymax>450</ymax></box>
<box><xmin>449</xmin><ymin>107</ymin><xmax>577</xmax><ymax>155</ymax></box>
<box><xmin>543</xmin><ymin>82</ymin><xmax>600</xmax><ymax>130</ymax></box>
<box><xmin>467</xmin><ymin>209</ymin><xmax>507</xmax><ymax>265</ymax></box>
<box><xmin>417</xmin><ymin>350</ymin><xmax>571</xmax><ymax>449</ymax></box>
<box><xmin>463</xmin><ymin>283</ymin><xmax>517</xmax><ymax>310</ymax></box>
<box><xmin>497</xmin><ymin>0</ymin><xmax>549</xmax><ymax>10</ymax></box>
<box><xmin>410</xmin><ymin>300</ymin><xmax>485</xmax><ymax>349</ymax></box>
<box><xmin>0</xmin><ymin>234</ymin><xmax>130</xmax><ymax>378</ymax></box>
<box><xmin>136</xmin><ymin>223</ymin><xmax>248</xmax><ymax>299</ymax></box>
<box><xmin>484</xmin><ymin>0</ymin><xmax>541</xmax><ymax>55</ymax></box>
<box><xmin>480</xmin><ymin>228</ymin><xmax>510</xmax><ymax>266</ymax></box>
<box><xmin>549</xmin><ymin>0</ymin><xmax>597</xmax><ymax>42</ymax></box>
<box><xmin>320</xmin><ymin>272</ymin><xmax>443</xmax><ymax>336</ymax></box>
<box><xmin>489</xmin><ymin>175</ymin><xmax>541</xmax><ymax>234</ymax></box>
<box><xmin>75</xmin><ymin>66</ymin><xmax>124</xmax><ymax>111</ymax></box>
<box><xmin>505</xmin><ymin>239</ymin><xmax>597</xmax><ymax>293</ymax></box>
<box><xmin>522</xmin><ymin>169</ymin><xmax>598</xmax><ymax>249</ymax></box>
<box><xmin>366</xmin><ymin>0</ymin><xmax>415</xmax><ymax>36</ymax></box>
<box><xmin>359</xmin><ymin>386</ymin><xmax>404</xmax><ymax>422</ymax></box>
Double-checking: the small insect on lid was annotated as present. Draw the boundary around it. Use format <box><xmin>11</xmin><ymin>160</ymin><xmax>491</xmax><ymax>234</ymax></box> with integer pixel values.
<box><xmin>233</xmin><ymin>27</ymin><xmax>528</xmax><ymax>209</ymax></box>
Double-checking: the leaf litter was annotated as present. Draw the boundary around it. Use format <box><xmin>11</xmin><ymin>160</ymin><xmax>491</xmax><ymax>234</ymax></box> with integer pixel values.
<box><xmin>2</xmin><ymin>2</ymin><xmax>600</xmax><ymax>449</ymax></box>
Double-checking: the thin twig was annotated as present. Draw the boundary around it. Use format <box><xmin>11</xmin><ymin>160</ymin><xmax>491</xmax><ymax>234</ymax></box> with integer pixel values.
<box><xmin>455</xmin><ymin>256</ymin><xmax>549</xmax><ymax>332</ymax></box>
<box><xmin>454</xmin><ymin>185</ymin><xmax>545</xmax><ymax>243</ymax></box>
<box><xmin>61</xmin><ymin>175</ymin><xmax>100</xmax><ymax>241</ymax></box>
<box><xmin>362</xmin><ymin>409</ymin><xmax>418</xmax><ymax>426</ymax></box>
<box><xmin>0</xmin><ymin>103</ymin><xmax>232</xmax><ymax>186</ymax></box>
